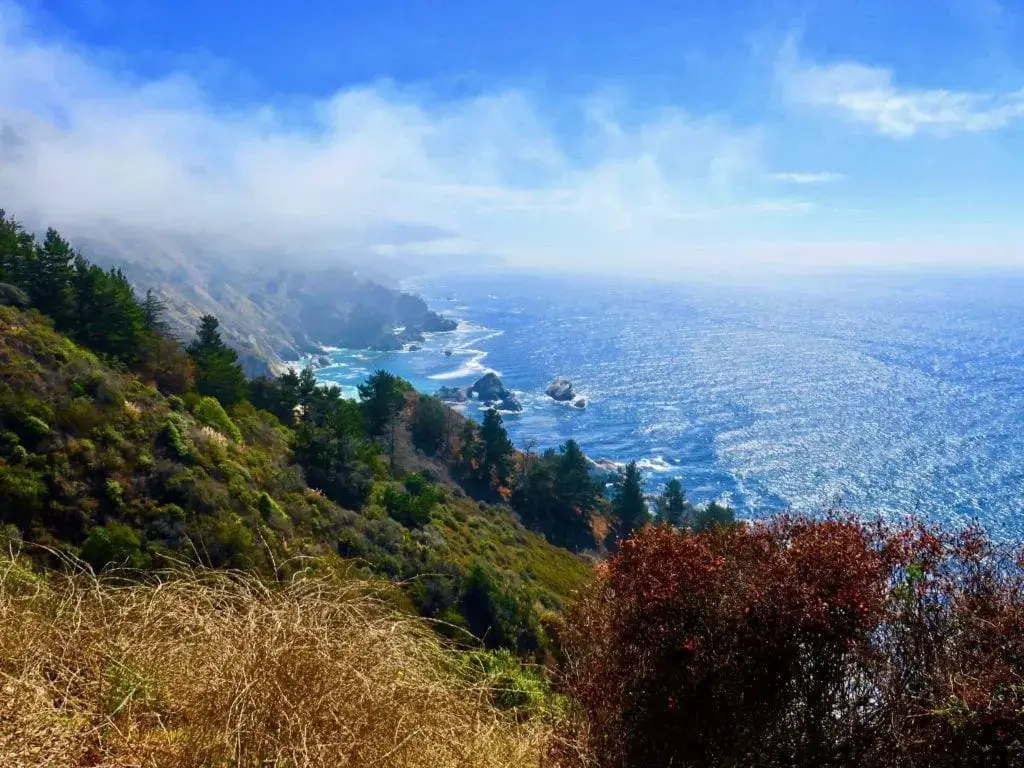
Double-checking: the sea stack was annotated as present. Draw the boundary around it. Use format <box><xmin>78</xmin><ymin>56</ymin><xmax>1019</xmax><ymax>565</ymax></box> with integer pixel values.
<box><xmin>546</xmin><ymin>376</ymin><xmax>576</xmax><ymax>402</ymax></box>
<box><xmin>468</xmin><ymin>373</ymin><xmax>523</xmax><ymax>412</ymax></box>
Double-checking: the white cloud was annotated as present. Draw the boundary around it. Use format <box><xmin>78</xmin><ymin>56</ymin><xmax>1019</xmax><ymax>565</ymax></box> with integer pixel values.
<box><xmin>0</xmin><ymin>1</ymin><xmax>836</xmax><ymax>275</ymax></box>
<box><xmin>778</xmin><ymin>42</ymin><xmax>1024</xmax><ymax>138</ymax></box>
<box><xmin>770</xmin><ymin>172</ymin><xmax>845</xmax><ymax>184</ymax></box>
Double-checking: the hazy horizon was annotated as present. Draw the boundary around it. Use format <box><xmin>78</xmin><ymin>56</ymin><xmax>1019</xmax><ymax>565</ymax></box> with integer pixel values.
<box><xmin>3</xmin><ymin>0</ymin><xmax>1024</xmax><ymax>277</ymax></box>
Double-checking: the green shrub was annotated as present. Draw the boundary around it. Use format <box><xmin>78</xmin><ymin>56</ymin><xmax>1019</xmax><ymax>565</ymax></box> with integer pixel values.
<box><xmin>162</xmin><ymin>418</ymin><xmax>190</xmax><ymax>460</ymax></box>
<box><xmin>382</xmin><ymin>474</ymin><xmax>442</xmax><ymax>528</ymax></box>
<box><xmin>105</xmin><ymin>478</ymin><xmax>125</xmax><ymax>507</ymax></box>
<box><xmin>23</xmin><ymin>415</ymin><xmax>50</xmax><ymax>438</ymax></box>
<box><xmin>257</xmin><ymin>492</ymin><xmax>291</xmax><ymax>532</ymax></box>
<box><xmin>0</xmin><ymin>464</ymin><xmax>45</xmax><ymax>515</ymax></box>
<box><xmin>92</xmin><ymin>423</ymin><xmax>125</xmax><ymax>448</ymax></box>
<box><xmin>461</xmin><ymin>563</ymin><xmax>545</xmax><ymax>658</ymax></box>
<box><xmin>461</xmin><ymin>648</ymin><xmax>556</xmax><ymax>716</ymax></box>
<box><xmin>167</xmin><ymin>395</ymin><xmax>185</xmax><ymax>412</ymax></box>
<box><xmin>194</xmin><ymin>397</ymin><xmax>243</xmax><ymax>444</ymax></box>
<box><xmin>81</xmin><ymin>522</ymin><xmax>147</xmax><ymax>570</ymax></box>
<box><xmin>0</xmin><ymin>431</ymin><xmax>19</xmax><ymax>455</ymax></box>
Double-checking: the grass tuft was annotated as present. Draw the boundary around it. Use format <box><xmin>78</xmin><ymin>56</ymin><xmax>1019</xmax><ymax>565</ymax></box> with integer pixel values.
<box><xmin>0</xmin><ymin>549</ymin><xmax>558</xmax><ymax>767</ymax></box>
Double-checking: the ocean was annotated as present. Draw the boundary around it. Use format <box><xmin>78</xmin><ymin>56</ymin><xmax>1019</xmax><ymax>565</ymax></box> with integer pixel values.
<box><xmin>312</xmin><ymin>269</ymin><xmax>1024</xmax><ymax>537</ymax></box>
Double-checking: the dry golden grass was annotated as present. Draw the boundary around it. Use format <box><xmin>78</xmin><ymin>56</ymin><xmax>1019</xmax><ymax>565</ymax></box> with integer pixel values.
<box><xmin>0</xmin><ymin>551</ymin><xmax>556</xmax><ymax>768</ymax></box>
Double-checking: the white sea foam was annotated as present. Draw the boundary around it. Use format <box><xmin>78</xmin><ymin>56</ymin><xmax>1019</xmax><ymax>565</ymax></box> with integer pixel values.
<box><xmin>428</xmin><ymin>349</ymin><xmax>500</xmax><ymax>381</ymax></box>
<box><xmin>636</xmin><ymin>456</ymin><xmax>675</xmax><ymax>473</ymax></box>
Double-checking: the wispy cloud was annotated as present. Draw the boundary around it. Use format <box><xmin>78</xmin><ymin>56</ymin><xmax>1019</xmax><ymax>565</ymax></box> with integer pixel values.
<box><xmin>777</xmin><ymin>41</ymin><xmax>1024</xmax><ymax>138</ymax></box>
<box><xmin>0</xmin><ymin>1</ymin><xmax>822</xmax><ymax>274</ymax></box>
<box><xmin>770</xmin><ymin>172</ymin><xmax>845</xmax><ymax>184</ymax></box>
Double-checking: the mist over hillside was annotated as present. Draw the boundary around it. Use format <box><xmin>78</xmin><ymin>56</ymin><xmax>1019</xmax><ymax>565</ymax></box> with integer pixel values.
<box><xmin>64</xmin><ymin>227</ymin><xmax>460</xmax><ymax>374</ymax></box>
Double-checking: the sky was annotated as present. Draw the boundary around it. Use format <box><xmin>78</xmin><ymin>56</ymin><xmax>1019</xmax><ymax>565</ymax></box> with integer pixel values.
<box><xmin>2</xmin><ymin>0</ymin><xmax>1024</xmax><ymax>275</ymax></box>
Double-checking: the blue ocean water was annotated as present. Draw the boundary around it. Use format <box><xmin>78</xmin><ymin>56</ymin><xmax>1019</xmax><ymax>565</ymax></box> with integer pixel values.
<box><xmin>313</xmin><ymin>270</ymin><xmax>1024</xmax><ymax>537</ymax></box>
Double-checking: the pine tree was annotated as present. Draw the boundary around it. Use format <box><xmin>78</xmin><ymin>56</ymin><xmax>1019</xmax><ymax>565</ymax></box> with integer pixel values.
<box><xmin>357</xmin><ymin>369</ymin><xmax>408</xmax><ymax>437</ymax></box>
<box><xmin>140</xmin><ymin>288</ymin><xmax>170</xmax><ymax>335</ymax></box>
<box><xmin>479</xmin><ymin>408</ymin><xmax>515</xmax><ymax>488</ymax></box>
<box><xmin>658</xmin><ymin>477</ymin><xmax>689</xmax><ymax>527</ymax></box>
<box><xmin>556</xmin><ymin>439</ymin><xmax>599</xmax><ymax>511</ymax></box>
<box><xmin>0</xmin><ymin>210</ymin><xmax>35</xmax><ymax>288</ymax></box>
<box><xmin>186</xmin><ymin>315</ymin><xmax>248</xmax><ymax>406</ymax></box>
<box><xmin>33</xmin><ymin>228</ymin><xmax>77</xmax><ymax>326</ymax></box>
<box><xmin>611</xmin><ymin>461</ymin><xmax>650</xmax><ymax>545</ymax></box>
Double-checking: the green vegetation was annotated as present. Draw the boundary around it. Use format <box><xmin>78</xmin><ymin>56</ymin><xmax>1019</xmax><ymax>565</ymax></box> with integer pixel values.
<box><xmin>608</xmin><ymin>460</ymin><xmax>651</xmax><ymax>547</ymax></box>
<box><xmin>0</xmin><ymin>211</ymin><xmax>593</xmax><ymax>663</ymax></box>
<box><xmin>3</xmin><ymin>210</ymin><xmax>1022</xmax><ymax>767</ymax></box>
<box><xmin>187</xmin><ymin>315</ymin><xmax>248</xmax><ymax>407</ymax></box>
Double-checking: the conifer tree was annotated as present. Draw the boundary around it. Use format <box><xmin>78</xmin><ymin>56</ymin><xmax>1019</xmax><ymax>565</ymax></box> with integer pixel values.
<box><xmin>556</xmin><ymin>439</ymin><xmax>599</xmax><ymax>511</ymax></box>
<box><xmin>479</xmin><ymin>408</ymin><xmax>515</xmax><ymax>488</ymax></box>
<box><xmin>186</xmin><ymin>315</ymin><xmax>248</xmax><ymax>406</ymax></box>
<box><xmin>611</xmin><ymin>461</ymin><xmax>651</xmax><ymax>545</ymax></box>
<box><xmin>657</xmin><ymin>477</ymin><xmax>689</xmax><ymax>527</ymax></box>
<box><xmin>358</xmin><ymin>369</ymin><xmax>408</xmax><ymax>437</ymax></box>
<box><xmin>33</xmin><ymin>228</ymin><xmax>76</xmax><ymax>325</ymax></box>
<box><xmin>140</xmin><ymin>288</ymin><xmax>170</xmax><ymax>335</ymax></box>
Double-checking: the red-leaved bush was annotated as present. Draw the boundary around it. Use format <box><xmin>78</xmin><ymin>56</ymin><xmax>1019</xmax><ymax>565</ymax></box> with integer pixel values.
<box><xmin>561</xmin><ymin>516</ymin><xmax>1024</xmax><ymax>768</ymax></box>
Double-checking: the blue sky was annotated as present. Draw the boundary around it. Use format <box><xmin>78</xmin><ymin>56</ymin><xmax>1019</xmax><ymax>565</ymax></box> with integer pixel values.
<box><xmin>2</xmin><ymin>0</ymin><xmax>1024</xmax><ymax>274</ymax></box>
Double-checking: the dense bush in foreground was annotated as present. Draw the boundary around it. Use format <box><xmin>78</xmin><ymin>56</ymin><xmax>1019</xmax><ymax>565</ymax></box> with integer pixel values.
<box><xmin>562</xmin><ymin>518</ymin><xmax>1024</xmax><ymax>768</ymax></box>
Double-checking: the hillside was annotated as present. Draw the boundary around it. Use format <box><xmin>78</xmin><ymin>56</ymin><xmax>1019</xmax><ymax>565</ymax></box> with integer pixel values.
<box><xmin>0</xmin><ymin>304</ymin><xmax>592</xmax><ymax>654</ymax></box>
<box><xmin>77</xmin><ymin>230</ymin><xmax>457</xmax><ymax>374</ymax></box>
<box><xmin>3</xmin><ymin>212</ymin><xmax>1023</xmax><ymax>767</ymax></box>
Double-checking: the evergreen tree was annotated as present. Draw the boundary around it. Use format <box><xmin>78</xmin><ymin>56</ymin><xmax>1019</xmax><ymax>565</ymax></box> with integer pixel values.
<box><xmin>410</xmin><ymin>395</ymin><xmax>448</xmax><ymax>456</ymax></box>
<box><xmin>689</xmin><ymin>501</ymin><xmax>737</xmax><ymax>533</ymax></box>
<box><xmin>556</xmin><ymin>439</ymin><xmax>599</xmax><ymax>511</ymax></box>
<box><xmin>186</xmin><ymin>315</ymin><xmax>248</xmax><ymax>406</ymax></box>
<box><xmin>657</xmin><ymin>477</ymin><xmax>689</xmax><ymax>527</ymax></box>
<box><xmin>140</xmin><ymin>288</ymin><xmax>170</xmax><ymax>335</ymax></box>
<box><xmin>32</xmin><ymin>228</ymin><xmax>76</xmax><ymax>325</ymax></box>
<box><xmin>611</xmin><ymin>461</ymin><xmax>651</xmax><ymax>545</ymax></box>
<box><xmin>479</xmin><ymin>408</ymin><xmax>515</xmax><ymax>488</ymax></box>
<box><xmin>358</xmin><ymin>369</ymin><xmax>408</xmax><ymax>437</ymax></box>
<box><xmin>0</xmin><ymin>210</ymin><xmax>34</xmax><ymax>288</ymax></box>
<box><xmin>458</xmin><ymin>420</ymin><xmax>482</xmax><ymax>476</ymax></box>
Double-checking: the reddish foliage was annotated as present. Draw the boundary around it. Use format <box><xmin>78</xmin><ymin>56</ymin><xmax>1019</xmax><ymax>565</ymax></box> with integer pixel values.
<box><xmin>562</xmin><ymin>517</ymin><xmax>1024</xmax><ymax>768</ymax></box>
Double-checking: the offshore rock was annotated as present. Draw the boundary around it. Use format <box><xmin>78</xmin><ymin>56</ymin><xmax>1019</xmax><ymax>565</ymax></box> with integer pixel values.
<box><xmin>468</xmin><ymin>373</ymin><xmax>510</xmax><ymax>403</ymax></box>
<box><xmin>436</xmin><ymin>386</ymin><xmax>468</xmax><ymax>403</ymax></box>
<box><xmin>546</xmin><ymin>376</ymin><xmax>576</xmax><ymax>402</ymax></box>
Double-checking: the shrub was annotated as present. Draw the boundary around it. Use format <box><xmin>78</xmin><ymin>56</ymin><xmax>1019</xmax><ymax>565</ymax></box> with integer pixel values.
<box><xmin>161</xmin><ymin>418</ymin><xmax>190</xmax><ymax>460</ymax></box>
<box><xmin>193</xmin><ymin>396</ymin><xmax>243</xmax><ymax>444</ymax></box>
<box><xmin>23</xmin><ymin>415</ymin><xmax>50</xmax><ymax>438</ymax></box>
<box><xmin>462</xmin><ymin>563</ymin><xmax>545</xmax><ymax>658</ymax></box>
<box><xmin>563</xmin><ymin>518</ymin><xmax>1024</xmax><ymax>768</ymax></box>
<box><xmin>461</xmin><ymin>648</ymin><xmax>557</xmax><ymax>717</ymax></box>
<box><xmin>383</xmin><ymin>474</ymin><xmax>443</xmax><ymax>528</ymax></box>
<box><xmin>257</xmin><ymin>492</ymin><xmax>290</xmax><ymax>532</ymax></box>
<box><xmin>81</xmin><ymin>522</ymin><xmax>147</xmax><ymax>570</ymax></box>
<box><xmin>104</xmin><ymin>479</ymin><xmax>125</xmax><ymax>508</ymax></box>
<box><xmin>686</xmin><ymin>500</ymin><xmax>735</xmax><ymax>532</ymax></box>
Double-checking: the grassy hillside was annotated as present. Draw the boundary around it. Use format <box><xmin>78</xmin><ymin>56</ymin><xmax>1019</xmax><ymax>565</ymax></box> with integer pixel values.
<box><xmin>0</xmin><ymin>306</ymin><xmax>592</xmax><ymax>653</ymax></box>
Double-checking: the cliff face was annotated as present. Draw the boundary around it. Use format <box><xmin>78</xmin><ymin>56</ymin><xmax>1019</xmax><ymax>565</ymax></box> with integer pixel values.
<box><xmin>79</xmin><ymin>235</ymin><xmax>455</xmax><ymax>366</ymax></box>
